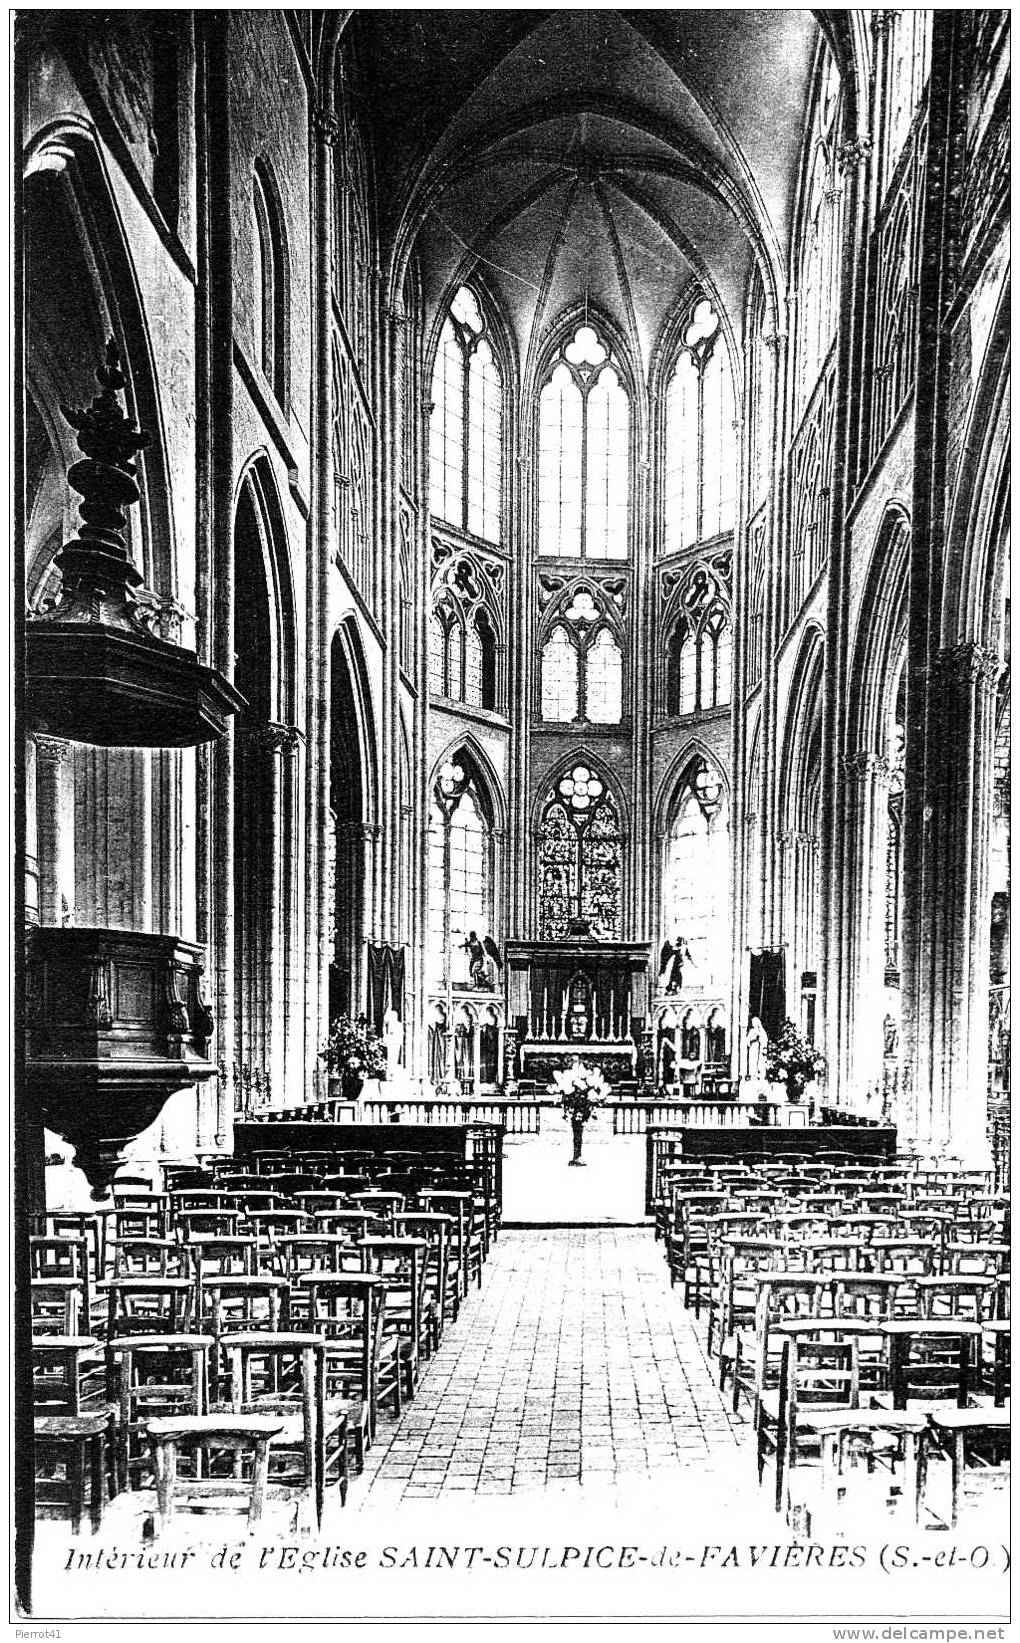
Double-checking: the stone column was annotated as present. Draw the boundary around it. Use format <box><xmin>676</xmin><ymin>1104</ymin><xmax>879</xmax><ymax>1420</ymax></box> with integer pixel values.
<box><xmin>842</xmin><ymin>751</ymin><xmax>891</xmax><ymax>1105</ymax></box>
<box><xmin>259</xmin><ymin>722</ymin><xmax>290</xmax><ymax>1104</ymax></box>
<box><xmin>24</xmin><ymin>736</ymin><xmax>38</xmax><ymax>925</ymax></box>
<box><xmin>911</xmin><ymin>644</ymin><xmax>1000</xmax><ymax>1162</ymax></box>
<box><xmin>34</xmin><ymin>735</ymin><xmax>75</xmax><ymax>926</ymax></box>
<box><xmin>282</xmin><ymin>727</ymin><xmax>304</xmax><ymax>1095</ymax></box>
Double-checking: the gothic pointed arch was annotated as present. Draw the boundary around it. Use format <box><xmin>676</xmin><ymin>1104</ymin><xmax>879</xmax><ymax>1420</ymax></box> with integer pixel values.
<box><xmin>232</xmin><ymin>464</ymin><xmax>300</xmax><ymax>1098</ymax></box>
<box><xmin>426</xmin><ymin>743</ymin><xmax>503</xmax><ymax>995</ymax></box>
<box><xmin>534</xmin><ymin>753</ymin><xmax>626</xmax><ymax>940</ymax></box>
<box><xmin>23</xmin><ymin>121</ymin><xmax>176</xmax><ymax>603</ymax></box>
<box><xmin>655</xmin><ymin>748</ymin><xmax>730</xmax><ymax>999</ymax></box>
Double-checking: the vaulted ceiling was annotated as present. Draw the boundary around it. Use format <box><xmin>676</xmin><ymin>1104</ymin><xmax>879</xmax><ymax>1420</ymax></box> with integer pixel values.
<box><xmin>354</xmin><ymin>9</ymin><xmax>822</xmax><ymax>380</ymax></box>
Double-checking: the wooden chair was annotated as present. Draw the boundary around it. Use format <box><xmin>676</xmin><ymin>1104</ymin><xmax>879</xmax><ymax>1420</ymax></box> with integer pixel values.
<box><xmin>757</xmin><ymin>1333</ymin><xmax>860</xmax><ymax>1513</ymax></box>
<box><xmin>145</xmin><ymin>1413</ymin><xmax>283</xmax><ymax>1536</ymax></box>
<box><xmin>35</xmin><ymin>1413</ymin><xmax>110</xmax><ymax>1534</ymax></box>
<box><xmin>101</xmin><ymin>1275</ymin><xmax>196</xmax><ymax>1338</ymax></box>
<box><xmin>359</xmin><ymin>1238</ymin><xmax>429</xmax><ymax>1401</ymax></box>
<box><xmin>31</xmin><ymin>1277</ymin><xmax>84</xmax><ymax>1336</ymax></box>
<box><xmin>105</xmin><ymin>1333</ymin><xmax>211</xmax><ymax>1492</ymax></box>
<box><xmin>394</xmin><ymin>1212</ymin><xmax>453</xmax><ymax>1356</ymax></box>
<box><xmin>881</xmin><ymin>1320</ymin><xmax>981</xmax><ymax>1410</ymax></box>
<box><xmin>915</xmin><ymin>1274</ymin><xmax>996</xmax><ymax>1324</ymax></box>
<box><xmin>729</xmin><ymin>1273</ymin><xmax>828</xmax><ymax>1420</ymax></box>
<box><xmin>710</xmin><ymin>1237</ymin><xmax>787</xmax><ymax>1371</ymax></box>
<box><xmin>924</xmin><ymin>1406</ymin><xmax>1011</xmax><ymax>1528</ymax></box>
<box><xmin>218</xmin><ymin>1332</ymin><xmax>349</xmax><ymax>1528</ymax></box>
<box><xmin>201</xmin><ymin>1276</ymin><xmax>291</xmax><ymax>1398</ymax></box>
<box><xmin>305</xmin><ymin>1273</ymin><xmax>387</xmax><ymax>1469</ymax></box>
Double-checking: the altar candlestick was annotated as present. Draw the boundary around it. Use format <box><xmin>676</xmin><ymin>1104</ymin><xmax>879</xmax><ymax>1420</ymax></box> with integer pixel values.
<box><xmin>609</xmin><ymin>985</ymin><xmax>616</xmax><ymax>1040</ymax></box>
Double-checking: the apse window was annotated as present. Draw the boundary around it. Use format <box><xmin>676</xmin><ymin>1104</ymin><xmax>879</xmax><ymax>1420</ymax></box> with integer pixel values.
<box><xmin>537</xmin><ymin>763</ymin><xmax>622</xmax><ymax>939</ymax></box>
<box><xmin>538</xmin><ymin>324</ymin><xmax>629</xmax><ymax>560</ymax></box>
<box><xmin>429</xmin><ymin>595</ymin><xmax>498</xmax><ymax>710</ymax></box>
<box><xmin>429</xmin><ymin>286</ymin><xmax>502</xmax><ymax>545</ymax></box>
<box><xmin>664</xmin><ymin>298</ymin><xmax>735</xmax><ymax>552</ymax></box>
<box><xmin>539</xmin><ymin>589</ymin><xmax>623</xmax><ymax>725</ymax></box>
<box><xmin>664</xmin><ymin>565</ymin><xmax>732</xmax><ymax>718</ymax></box>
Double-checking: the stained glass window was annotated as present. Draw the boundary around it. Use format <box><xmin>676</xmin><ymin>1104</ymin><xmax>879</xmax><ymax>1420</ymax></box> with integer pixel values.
<box><xmin>537</xmin><ymin>764</ymin><xmax>622</xmax><ymax>939</ymax></box>
<box><xmin>429</xmin><ymin>287</ymin><xmax>502</xmax><ymax>543</ymax></box>
<box><xmin>427</xmin><ymin>758</ymin><xmax>493</xmax><ymax>990</ymax></box>
<box><xmin>538</xmin><ymin>326</ymin><xmax>629</xmax><ymax>559</ymax></box>
<box><xmin>665</xmin><ymin>300</ymin><xmax>735</xmax><ymax>552</ymax></box>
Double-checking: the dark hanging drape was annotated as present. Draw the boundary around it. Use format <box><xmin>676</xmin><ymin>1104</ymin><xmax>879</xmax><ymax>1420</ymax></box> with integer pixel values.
<box><xmin>748</xmin><ymin>949</ymin><xmax>786</xmax><ymax>1042</ymax></box>
<box><xmin>367</xmin><ymin>943</ymin><xmax>405</xmax><ymax>1035</ymax></box>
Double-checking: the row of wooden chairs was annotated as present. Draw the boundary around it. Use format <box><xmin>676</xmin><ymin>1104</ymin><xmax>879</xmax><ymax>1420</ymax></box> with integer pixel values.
<box><xmin>655</xmin><ymin>1153</ymin><xmax>1010</xmax><ymax>1534</ymax></box>
<box><xmin>31</xmin><ymin>1149</ymin><xmax>499</xmax><ymax>1535</ymax></box>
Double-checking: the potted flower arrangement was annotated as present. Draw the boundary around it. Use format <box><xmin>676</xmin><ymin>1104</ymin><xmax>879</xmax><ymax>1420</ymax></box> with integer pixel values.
<box><xmin>320</xmin><ymin>1013</ymin><xmax>387</xmax><ymax>1103</ymax></box>
<box><xmin>549</xmin><ymin>1058</ymin><xmax>610</xmax><ymax>1166</ymax></box>
<box><xmin>765</xmin><ymin>1019</ymin><xmax>826</xmax><ymax>1105</ymax></box>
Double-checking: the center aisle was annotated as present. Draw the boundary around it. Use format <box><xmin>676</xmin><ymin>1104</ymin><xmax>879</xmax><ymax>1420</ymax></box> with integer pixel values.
<box><xmin>357</xmin><ymin>1228</ymin><xmax>750</xmax><ymax>1507</ymax></box>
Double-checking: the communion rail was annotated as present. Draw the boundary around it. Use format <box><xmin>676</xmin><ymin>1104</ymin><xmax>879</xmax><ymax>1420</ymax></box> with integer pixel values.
<box><xmin>247</xmin><ymin>1095</ymin><xmax>788</xmax><ymax>1134</ymax></box>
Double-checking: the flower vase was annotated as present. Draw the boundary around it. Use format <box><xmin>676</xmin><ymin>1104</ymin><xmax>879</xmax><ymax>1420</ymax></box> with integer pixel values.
<box><xmin>569</xmin><ymin>1115</ymin><xmax>586</xmax><ymax>1166</ymax></box>
<box><xmin>786</xmin><ymin>1073</ymin><xmax>804</xmax><ymax>1104</ymax></box>
<box><xmin>341</xmin><ymin>1069</ymin><xmax>363</xmax><ymax>1105</ymax></box>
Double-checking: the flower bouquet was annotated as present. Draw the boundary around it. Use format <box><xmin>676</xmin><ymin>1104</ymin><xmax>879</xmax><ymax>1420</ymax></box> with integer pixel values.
<box><xmin>320</xmin><ymin>1013</ymin><xmax>387</xmax><ymax>1099</ymax></box>
<box><xmin>549</xmin><ymin>1058</ymin><xmax>610</xmax><ymax>1164</ymax></box>
<box><xmin>764</xmin><ymin>1019</ymin><xmax>826</xmax><ymax>1103</ymax></box>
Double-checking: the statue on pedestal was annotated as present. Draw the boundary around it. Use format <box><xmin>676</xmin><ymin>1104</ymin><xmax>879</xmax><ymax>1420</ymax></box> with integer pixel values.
<box><xmin>743</xmin><ymin>1015</ymin><xmax>769</xmax><ymax>1085</ymax></box>
<box><xmin>659</xmin><ymin>933</ymin><xmax>694</xmax><ymax>995</ymax></box>
<box><xmin>461</xmin><ymin>930</ymin><xmax>502</xmax><ymax>990</ymax></box>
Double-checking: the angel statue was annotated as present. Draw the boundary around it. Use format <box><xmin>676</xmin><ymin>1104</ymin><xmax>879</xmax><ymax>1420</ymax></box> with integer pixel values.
<box><xmin>462</xmin><ymin>930</ymin><xmax>502</xmax><ymax>990</ymax></box>
<box><xmin>658</xmin><ymin>932</ymin><xmax>694</xmax><ymax>995</ymax></box>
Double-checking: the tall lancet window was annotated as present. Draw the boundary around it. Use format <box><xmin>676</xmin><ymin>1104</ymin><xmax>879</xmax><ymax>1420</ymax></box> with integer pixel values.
<box><xmin>537</xmin><ymin>764</ymin><xmax>622</xmax><ymax>939</ymax></box>
<box><xmin>796</xmin><ymin>49</ymin><xmax>844</xmax><ymax>406</ymax></box>
<box><xmin>664</xmin><ymin>298</ymin><xmax>735</xmax><ymax>552</ymax></box>
<box><xmin>429</xmin><ymin>286</ymin><xmax>502</xmax><ymax>544</ymax></box>
<box><xmin>426</xmin><ymin>757</ymin><xmax>494</xmax><ymax>990</ymax></box>
<box><xmin>662</xmin><ymin>761</ymin><xmax>730</xmax><ymax>995</ymax></box>
<box><xmin>538</xmin><ymin>324</ymin><xmax>629</xmax><ymax>559</ymax></box>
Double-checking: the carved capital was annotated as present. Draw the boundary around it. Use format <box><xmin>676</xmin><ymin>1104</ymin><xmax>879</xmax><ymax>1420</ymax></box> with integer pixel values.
<box><xmin>935</xmin><ymin>642</ymin><xmax>1001</xmax><ymax>689</ymax></box>
<box><xmin>255</xmin><ymin>721</ymin><xmax>292</xmax><ymax>755</ymax></box>
<box><xmin>843</xmin><ymin>749</ymin><xmax>889</xmax><ymax>783</ymax></box>
<box><xmin>314</xmin><ymin>108</ymin><xmax>342</xmax><ymax>147</ymax></box>
<box><xmin>836</xmin><ymin>135</ymin><xmax>874</xmax><ymax>175</ymax></box>
<box><xmin>33</xmin><ymin>733</ymin><xmax>74</xmax><ymax>770</ymax></box>
<box><xmin>872</xmin><ymin>8</ymin><xmax>901</xmax><ymax>38</ymax></box>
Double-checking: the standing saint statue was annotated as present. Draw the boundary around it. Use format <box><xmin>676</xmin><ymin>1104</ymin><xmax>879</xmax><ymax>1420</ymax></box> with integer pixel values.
<box><xmin>743</xmin><ymin>1015</ymin><xmax>769</xmax><ymax>1083</ymax></box>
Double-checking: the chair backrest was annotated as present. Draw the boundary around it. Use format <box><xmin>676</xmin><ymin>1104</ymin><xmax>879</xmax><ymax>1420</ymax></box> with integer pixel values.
<box><xmin>31</xmin><ymin>1278</ymin><xmax>83</xmax><ymax>1335</ymax></box>
<box><xmin>916</xmin><ymin>1275</ymin><xmax>995</xmax><ymax>1323</ymax></box>
<box><xmin>885</xmin><ymin>1324</ymin><xmax>976</xmax><ymax>1407</ymax></box>
<box><xmin>831</xmin><ymin>1274</ymin><xmax>899</xmax><ymax>1320</ymax></box>
<box><xmin>113</xmin><ymin>1239</ymin><xmax>193</xmax><ymax>1279</ymax></box>
<box><xmin>306</xmin><ymin>1275</ymin><xmax>386</xmax><ymax>1402</ymax></box>
<box><xmin>188</xmin><ymin>1237</ymin><xmax>259</xmax><ymax>1277</ymax></box>
<box><xmin>783</xmin><ymin>1334</ymin><xmax>860</xmax><ymax>1441</ymax></box>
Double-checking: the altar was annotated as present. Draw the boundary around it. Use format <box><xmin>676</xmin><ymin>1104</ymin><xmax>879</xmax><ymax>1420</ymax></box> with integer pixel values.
<box><xmin>504</xmin><ymin>931</ymin><xmax>652</xmax><ymax>1093</ymax></box>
